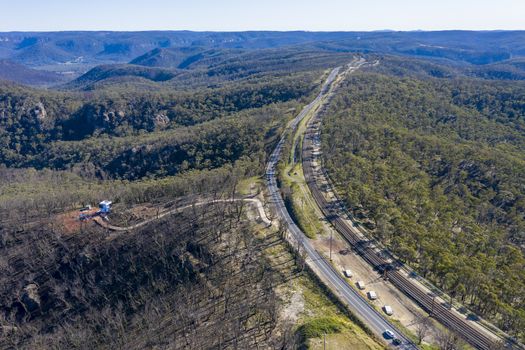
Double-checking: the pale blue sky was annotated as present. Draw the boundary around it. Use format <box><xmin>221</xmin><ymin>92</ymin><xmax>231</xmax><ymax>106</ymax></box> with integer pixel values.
<box><xmin>0</xmin><ymin>0</ymin><xmax>524</xmax><ymax>32</ymax></box>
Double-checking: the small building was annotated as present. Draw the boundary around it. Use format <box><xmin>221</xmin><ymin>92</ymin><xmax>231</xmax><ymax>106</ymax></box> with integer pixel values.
<box><xmin>356</xmin><ymin>281</ymin><xmax>366</xmax><ymax>290</ymax></box>
<box><xmin>99</xmin><ymin>200</ymin><xmax>112</xmax><ymax>214</ymax></box>
<box><xmin>368</xmin><ymin>291</ymin><xmax>378</xmax><ymax>300</ymax></box>
<box><xmin>344</xmin><ymin>269</ymin><xmax>353</xmax><ymax>278</ymax></box>
<box><xmin>383</xmin><ymin>305</ymin><xmax>394</xmax><ymax>315</ymax></box>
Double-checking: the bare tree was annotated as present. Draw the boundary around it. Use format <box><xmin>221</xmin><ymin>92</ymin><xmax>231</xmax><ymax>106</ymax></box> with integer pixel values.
<box><xmin>490</xmin><ymin>340</ymin><xmax>508</xmax><ymax>350</ymax></box>
<box><xmin>278</xmin><ymin>219</ymin><xmax>288</xmax><ymax>239</ymax></box>
<box><xmin>436</xmin><ymin>328</ymin><xmax>464</xmax><ymax>350</ymax></box>
<box><xmin>415</xmin><ymin>315</ymin><xmax>432</xmax><ymax>344</ymax></box>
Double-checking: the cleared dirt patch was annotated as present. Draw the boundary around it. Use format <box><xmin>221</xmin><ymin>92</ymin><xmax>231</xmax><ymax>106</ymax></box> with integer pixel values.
<box><xmin>54</xmin><ymin>208</ymin><xmax>98</xmax><ymax>234</ymax></box>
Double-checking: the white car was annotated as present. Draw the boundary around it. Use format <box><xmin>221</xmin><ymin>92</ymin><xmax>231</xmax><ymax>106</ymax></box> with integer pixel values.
<box><xmin>344</xmin><ymin>269</ymin><xmax>353</xmax><ymax>278</ymax></box>
<box><xmin>383</xmin><ymin>305</ymin><xmax>394</xmax><ymax>315</ymax></box>
<box><xmin>356</xmin><ymin>280</ymin><xmax>365</xmax><ymax>290</ymax></box>
<box><xmin>368</xmin><ymin>291</ymin><xmax>377</xmax><ymax>300</ymax></box>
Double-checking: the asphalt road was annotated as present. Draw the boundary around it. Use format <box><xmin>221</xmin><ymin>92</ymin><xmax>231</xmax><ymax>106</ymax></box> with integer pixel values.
<box><xmin>265</xmin><ymin>62</ymin><xmax>419</xmax><ymax>349</ymax></box>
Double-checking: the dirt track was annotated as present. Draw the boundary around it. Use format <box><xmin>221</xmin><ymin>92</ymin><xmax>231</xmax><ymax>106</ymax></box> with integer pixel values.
<box><xmin>94</xmin><ymin>197</ymin><xmax>272</xmax><ymax>232</ymax></box>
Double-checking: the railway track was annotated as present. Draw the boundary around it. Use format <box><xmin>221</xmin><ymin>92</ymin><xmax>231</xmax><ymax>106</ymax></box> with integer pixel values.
<box><xmin>267</xmin><ymin>62</ymin><xmax>419</xmax><ymax>349</ymax></box>
<box><xmin>301</xmin><ymin>92</ymin><xmax>517</xmax><ymax>350</ymax></box>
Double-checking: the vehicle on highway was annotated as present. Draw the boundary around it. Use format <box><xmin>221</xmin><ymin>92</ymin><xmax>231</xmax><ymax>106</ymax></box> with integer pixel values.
<box><xmin>384</xmin><ymin>330</ymin><xmax>395</xmax><ymax>339</ymax></box>
<box><xmin>393</xmin><ymin>338</ymin><xmax>402</xmax><ymax>345</ymax></box>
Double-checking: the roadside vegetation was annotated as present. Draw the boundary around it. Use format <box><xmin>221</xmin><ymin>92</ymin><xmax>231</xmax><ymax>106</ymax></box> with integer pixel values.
<box><xmin>277</xmin><ymin>87</ymin><xmax>328</xmax><ymax>240</ymax></box>
<box><xmin>280</xmin><ymin>162</ymin><xmax>325</xmax><ymax>239</ymax></box>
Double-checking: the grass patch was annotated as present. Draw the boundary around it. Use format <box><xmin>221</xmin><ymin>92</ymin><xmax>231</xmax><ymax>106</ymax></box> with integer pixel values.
<box><xmin>297</xmin><ymin>276</ymin><xmax>383</xmax><ymax>350</ymax></box>
<box><xmin>276</xmin><ymin>91</ymin><xmax>328</xmax><ymax>240</ymax></box>
<box><xmin>298</xmin><ymin>317</ymin><xmax>345</xmax><ymax>339</ymax></box>
<box><xmin>237</xmin><ymin>176</ymin><xmax>263</xmax><ymax>196</ymax></box>
<box><xmin>280</xmin><ymin>163</ymin><xmax>325</xmax><ymax>239</ymax></box>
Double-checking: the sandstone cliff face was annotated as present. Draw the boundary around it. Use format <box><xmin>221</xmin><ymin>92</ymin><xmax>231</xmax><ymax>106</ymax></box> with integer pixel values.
<box><xmin>32</xmin><ymin>102</ymin><xmax>47</xmax><ymax>121</ymax></box>
<box><xmin>153</xmin><ymin>113</ymin><xmax>170</xmax><ymax>128</ymax></box>
<box><xmin>21</xmin><ymin>283</ymin><xmax>41</xmax><ymax>313</ymax></box>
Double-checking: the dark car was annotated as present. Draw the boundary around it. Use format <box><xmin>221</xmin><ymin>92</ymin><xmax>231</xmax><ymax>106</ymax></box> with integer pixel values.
<box><xmin>393</xmin><ymin>338</ymin><xmax>402</xmax><ymax>346</ymax></box>
<box><xmin>383</xmin><ymin>330</ymin><xmax>395</xmax><ymax>339</ymax></box>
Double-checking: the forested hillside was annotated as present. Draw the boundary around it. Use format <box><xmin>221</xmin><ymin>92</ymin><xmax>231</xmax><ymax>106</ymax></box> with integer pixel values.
<box><xmin>2</xmin><ymin>30</ymin><xmax>525</xmax><ymax>87</ymax></box>
<box><xmin>0</xmin><ymin>60</ymin><xmax>67</xmax><ymax>86</ymax></box>
<box><xmin>0</xmin><ymin>70</ymin><xmax>320</xmax><ymax>179</ymax></box>
<box><xmin>322</xmin><ymin>62</ymin><xmax>525</xmax><ymax>340</ymax></box>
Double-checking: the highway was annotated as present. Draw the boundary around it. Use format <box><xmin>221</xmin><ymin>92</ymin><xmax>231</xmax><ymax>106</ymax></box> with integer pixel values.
<box><xmin>265</xmin><ymin>61</ymin><xmax>419</xmax><ymax>349</ymax></box>
<box><xmin>300</xmin><ymin>67</ymin><xmax>515</xmax><ymax>349</ymax></box>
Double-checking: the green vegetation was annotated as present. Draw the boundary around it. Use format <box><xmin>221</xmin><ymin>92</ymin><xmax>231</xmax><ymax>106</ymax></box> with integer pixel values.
<box><xmin>277</xmin><ymin>91</ymin><xmax>328</xmax><ymax>239</ymax></box>
<box><xmin>322</xmin><ymin>67</ymin><xmax>525</xmax><ymax>340</ymax></box>
<box><xmin>298</xmin><ymin>317</ymin><xmax>345</xmax><ymax>338</ymax></box>
<box><xmin>0</xmin><ymin>71</ymin><xmax>320</xmax><ymax>180</ymax></box>
<box><xmin>280</xmin><ymin>163</ymin><xmax>325</xmax><ymax>239</ymax></box>
<box><xmin>297</xmin><ymin>277</ymin><xmax>383</xmax><ymax>350</ymax></box>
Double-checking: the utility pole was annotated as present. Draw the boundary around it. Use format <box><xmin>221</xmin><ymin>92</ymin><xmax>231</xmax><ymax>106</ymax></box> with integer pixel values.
<box><xmin>329</xmin><ymin>230</ymin><xmax>333</xmax><ymax>261</ymax></box>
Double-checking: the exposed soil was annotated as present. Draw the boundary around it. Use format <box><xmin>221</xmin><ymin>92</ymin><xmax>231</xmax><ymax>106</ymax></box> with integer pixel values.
<box><xmin>54</xmin><ymin>207</ymin><xmax>98</xmax><ymax>234</ymax></box>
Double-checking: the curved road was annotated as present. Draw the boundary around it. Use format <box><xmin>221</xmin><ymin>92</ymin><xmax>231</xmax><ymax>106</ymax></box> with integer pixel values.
<box><xmin>265</xmin><ymin>61</ymin><xmax>418</xmax><ymax>349</ymax></box>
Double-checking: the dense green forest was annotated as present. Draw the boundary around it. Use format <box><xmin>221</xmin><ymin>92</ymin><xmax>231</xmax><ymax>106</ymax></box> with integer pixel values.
<box><xmin>0</xmin><ymin>70</ymin><xmax>320</xmax><ymax>179</ymax></box>
<box><xmin>322</xmin><ymin>65</ymin><xmax>525</xmax><ymax>340</ymax></box>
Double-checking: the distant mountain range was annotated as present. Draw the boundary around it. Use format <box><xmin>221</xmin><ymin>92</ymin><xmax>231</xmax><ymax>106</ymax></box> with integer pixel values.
<box><xmin>1</xmin><ymin>30</ymin><xmax>525</xmax><ymax>87</ymax></box>
<box><xmin>0</xmin><ymin>59</ymin><xmax>67</xmax><ymax>86</ymax></box>
<box><xmin>0</xmin><ymin>31</ymin><xmax>354</xmax><ymax>67</ymax></box>
<box><xmin>129</xmin><ymin>47</ymin><xmax>245</xmax><ymax>69</ymax></box>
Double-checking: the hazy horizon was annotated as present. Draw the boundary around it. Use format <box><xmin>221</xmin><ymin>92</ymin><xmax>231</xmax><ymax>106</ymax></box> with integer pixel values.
<box><xmin>1</xmin><ymin>0</ymin><xmax>524</xmax><ymax>32</ymax></box>
<box><xmin>1</xmin><ymin>29</ymin><xmax>524</xmax><ymax>33</ymax></box>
